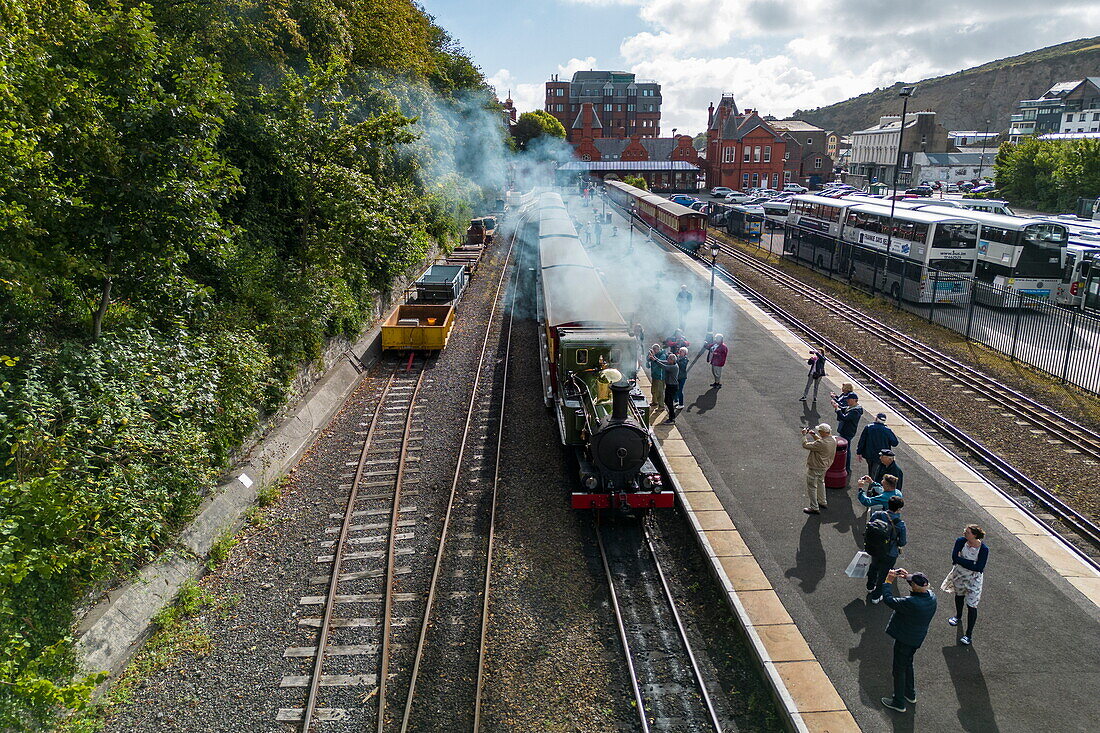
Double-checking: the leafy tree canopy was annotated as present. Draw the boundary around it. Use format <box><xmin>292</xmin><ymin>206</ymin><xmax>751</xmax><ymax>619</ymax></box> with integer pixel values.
<box><xmin>512</xmin><ymin>110</ymin><xmax>567</xmax><ymax>150</ymax></box>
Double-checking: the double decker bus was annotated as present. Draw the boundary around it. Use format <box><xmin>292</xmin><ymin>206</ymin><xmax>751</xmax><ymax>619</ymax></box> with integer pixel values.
<box><xmin>785</xmin><ymin>195</ymin><xmax>865</xmax><ymax>269</ymax></box>
<box><xmin>839</xmin><ymin>204</ymin><xmax>978</xmax><ymax>303</ymax></box>
<box><xmin>918</xmin><ymin>206</ymin><xmax>1068</xmax><ymax>306</ymax></box>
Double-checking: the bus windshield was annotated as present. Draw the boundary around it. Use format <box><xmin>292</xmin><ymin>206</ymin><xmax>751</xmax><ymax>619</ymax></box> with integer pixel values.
<box><xmin>932</xmin><ymin>222</ymin><xmax>978</xmax><ymax>249</ymax></box>
<box><xmin>931</xmin><ymin>259</ymin><xmax>974</xmax><ymax>273</ymax></box>
<box><xmin>1023</xmin><ymin>223</ymin><xmax>1068</xmax><ymax>248</ymax></box>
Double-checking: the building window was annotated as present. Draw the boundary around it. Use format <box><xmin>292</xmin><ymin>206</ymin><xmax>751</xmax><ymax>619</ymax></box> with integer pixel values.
<box><xmin>580</xmin><ymin>154</ymin><xmax>590</xmax><ymax>161</ymax></box>
<box><xmin>1066</xmin><ymin>113</ymin><xmax>1073</xmax><ymax>122</ymax></box>
<box><xmin>814</xmin><ymin>157</ymin><xmax>822</xmax><ymax>169</ymax></box>
<box><xmin>572</xmin><ymin>104</ymin><xmax>578</xmax><ymax>112</ymax></box>
<box><xmin>604</xmin><ymin>87</ymin><xmax>612</xmax><ymax>96</ymax></box>
<box><xmin>784</xmin><ymin>151</ymin><xmax>790</xmax><ymax>160</ymax></box>
<box><xmin>556</xmin><ymin>104</ymin><xmax>564</xmax><ymax>112</ymax></box>
<box><xmin>555</xmin><ymin>88</ymin><xmax>564</xmax><ymax>96</ymax></box>
<box><xmin>743</xmin><ymin>147</ymin><xmax>751</xmax><ymax>162</ymax></box>
<box><xmin>628</xmin><ymin>87</ymin><xmax>637</xmax><ymax>96</ymax></box>
<box><xmin>764</xmin><ymin>146</ymin><xmax>771</xmax><ymax>162</ymax></box>
<box><xmin>1094</xmin><ymin>113</ymin><xmax>1100</xmax><ymax>121</ymax></box>
<box><xmin>616</xmin><ymin>105</ymin><xmax>622</xmax><ymax>112</ymax></box>
<box><xmin>604</xmin><ymin>104</ymin><xmax>612</xmax><ymax>112</ymax></box>
<box><xmin>627</xmin><ymin>104</ymin><xmax>635</xmax><ymax>112</ymax></box>
<box><xmin>784</xmin><ymin>170</ymin><xmax>792</xmax><ymax>182</ymax></box>
<box><xmin>1081</xmin><ymin>113</ymin><xmax>1087</xmax><ymax>122</ymax></box>
<box><xmin>752</xmin><ymin>173</ymin><xmax>759</xmax><ymax>186</ymax></box>
<box><xmin>772</xmin><ymin>173</ymin><xmax>779</xmax><ymax>187</ymax></box>
<box><xmin>806</xmin><ymin>138</ymin><xmax>812</xmax><ymax>145</ymax></box>
<box><xmin>754</xmin><ymin>146</ymin><xmax>761</xmax><ymax>162</ymax></box>
<box><xmin>743</xmin><ymin>173</ymin><xmax>750</xmax><ymax>187</ymax></box>
<box><xmin>722</xmin><ymin>146</ymin><xmax>735</xmax><ymax>163</ymax></box>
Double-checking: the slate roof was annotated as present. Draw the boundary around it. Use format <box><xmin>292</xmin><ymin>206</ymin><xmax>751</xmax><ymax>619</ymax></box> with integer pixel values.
<box><xmin>572</xmin><ymin>106</ymin><xmax>602</xmax><ymax>129</ymax></box>
<box><xmin>557</xmin><ymin>161</ymin><xmax>700</xmax><ymax>171</ymax></box>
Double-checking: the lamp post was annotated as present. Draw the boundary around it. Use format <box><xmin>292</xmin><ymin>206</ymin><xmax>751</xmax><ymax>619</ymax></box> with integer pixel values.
<box><xmin>707</xmin><ymin>241</ymin><xmax>720</xmax><ymax>335</ymax></box>
<box><xmin>975</xmin><ymin>118</ymin><xmax>991</xmax><ymax>184</ymax></box>
<box><xmin>886</xmin><ymin>86</ymin><xmax>915</xmax><ymax>300</ymax></box>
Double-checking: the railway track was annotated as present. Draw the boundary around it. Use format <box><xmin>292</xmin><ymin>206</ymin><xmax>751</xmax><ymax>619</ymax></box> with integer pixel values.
<box><xmin>693</xmin><ymin>232</ymin><xmax>1100</xmax><ymax>562</ymax></box>
<box><xmin>277</xmin><ymin>208</ymin><xmax>526</xmax><ymax>731</ymax></box>
<box><xmin>596</xmin><ymin>519</ymin><xmax>726</xmax><ymax>733</ymax></box>
<box><xmin>277</xmin><ymin>358</ymin><xmax>427</xmax><ymax>728</ymax></box>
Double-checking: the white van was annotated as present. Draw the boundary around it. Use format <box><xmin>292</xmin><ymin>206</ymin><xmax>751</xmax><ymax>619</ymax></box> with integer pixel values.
<box><xmin>960</xmin><ymin>199</ymin><xmax>1014</xmax><ymax>216</ymax></box>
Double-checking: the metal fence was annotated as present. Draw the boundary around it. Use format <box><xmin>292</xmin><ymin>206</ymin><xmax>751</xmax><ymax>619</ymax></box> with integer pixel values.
<box><xmin>781</xmin><ymin>241</ymin><xmax>1100</xmax><ymax>395</ymax></box>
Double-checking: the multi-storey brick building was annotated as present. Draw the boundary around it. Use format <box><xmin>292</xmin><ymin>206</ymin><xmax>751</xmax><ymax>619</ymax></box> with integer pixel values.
<box><xmin>704</xmin><ymin>95</ymin><xmax>787</xmax><ymax>191</ymax></box>
<box><xmin>545</xmin><ymin>70</ymin><xmax>661</xmax><ymax>143</ymax></box>
<box><xmin>769</xmin><ymin>120</ymin><xmax>833</xmax><ymax>187</ymax></box>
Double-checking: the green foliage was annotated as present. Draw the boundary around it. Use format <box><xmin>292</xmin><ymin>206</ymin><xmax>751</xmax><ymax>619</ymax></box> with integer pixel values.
<box><xmin>994</xmin><ymin>138</ymin><xmax>1100</xmax><ymax>212</ymax></box>
<box><xmin>0</xmin><ymin>0</ymin><xmax>507</xmax><ymax>725</ymax></box>
<box><xmin>206</xmin><ymin>528</ymin><xmax>239</xmax><ymax>570</ymax></box>
<box><xmin>623</xmin><ymin>175</ymin><xmax>649</xmax><ymax>190</ymax></box>
<box><xmin>512</xmin><ymin>110</ymin><xmax>567</xmax><ymax>150</ymax></box>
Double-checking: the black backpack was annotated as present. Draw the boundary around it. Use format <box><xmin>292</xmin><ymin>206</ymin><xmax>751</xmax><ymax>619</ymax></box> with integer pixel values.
<box><xmin>864</xmin><ymin>511</ymin><xmax>897</xmax><ymax>556</ymax></box>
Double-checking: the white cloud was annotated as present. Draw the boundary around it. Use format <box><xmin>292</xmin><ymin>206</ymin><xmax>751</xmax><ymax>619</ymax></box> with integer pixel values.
<box><xmin>613</xmin><ymin>0</ymin><xmax>1100</xmax><ymax>133</ymax></box>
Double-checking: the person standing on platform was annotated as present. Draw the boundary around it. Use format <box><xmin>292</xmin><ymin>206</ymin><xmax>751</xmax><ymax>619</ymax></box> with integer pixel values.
<box><xmin>647</xmin><ymin>344</ymin><xmax>667</xmax><ymax>410</ymax></box>
<box><xmin>830</xmin><ymin>383</ymin><xmax>857</xmax><ymax>406</ymax></box>
<box><xmin>874</xmin><ymin>450</ymin><xmax>904</xmax><ymax>493</ymax></box>
<box><xmin>941</xmin><ymin>525</ymin><xmax>988</xmax><ymax>646</ymax></box>
<box><xmin>676</xmin><ymin>285</ymin><xmax>693</xmax><ymax>329</ymax></box>
<box><xmin>857</xmin><ymin>474</ymin><xmax>902</xmax><ymax>513</ymax></box>
<box><xmin>665</xmin><ymin>329</ymin><xmax>689</xmax><ymax>353</ymax></box>
<box><xmin>880</xmin><ymin>569</ymin><xmax>936</xmax><ymax>713</ymax></box>
<box><xmin>863</xmin><ymin>496</ymin><xmax>907</xmax><ymax>603</ymax></box>
<box><xmin>835</xmin><ymin>393</ymin><xmax>864</xmax><ymax>478</ymax></box>
<box><xmin>593</xmin><ymin>217</ymin><xmax>603</xmax><ymax>246</ymax></box>
<box><xmin>708</xmin><ymin>334</ymin><xmax>728</xmax><ymax>387</ymax></box>
<box><xmin>857</xmin><ymin>413</ymin><xmax>898</xmax><ymax>478</ymax></box>
<box><xmin>801</xmin><ymin>423</ymin><xmax>837</xmax><ymax>515</ymax></box>
<box><xmin>663</xmin><ymin>353</ymin><xmax>680</xmax><ymax>422</ymax></box>
<box><xmin>675</xmin><ymin>347</ymin><xmax>689</xmax><ymax>407</ymax></box>
<box><xmin>800</xmin><ymin>348</ymin><xmax>827</xmax><ymax>403</ymax></box>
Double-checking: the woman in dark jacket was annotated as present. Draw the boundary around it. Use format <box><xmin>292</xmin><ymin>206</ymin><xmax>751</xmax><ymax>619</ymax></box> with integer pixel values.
<box><xmin>800</xmin><ymin>348</ymin><xmax>827</xmax><ymax>403</ymax></box>
<box><xmin>940</xmin><ymin>524</ymin><xmax>989</xmax><ymax>646</ymax></box>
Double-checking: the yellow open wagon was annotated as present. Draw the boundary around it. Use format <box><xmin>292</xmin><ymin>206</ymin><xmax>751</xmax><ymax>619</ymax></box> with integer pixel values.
<box><xmin>381</xmin><ymin>304</ymin><xmax>456</xmax><ymax>351</ymax></box>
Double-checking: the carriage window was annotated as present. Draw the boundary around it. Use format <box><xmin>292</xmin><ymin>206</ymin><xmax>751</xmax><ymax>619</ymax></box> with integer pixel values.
<box><xmin>575</xmin><ymin>349</ymin><xmax>589</xmax><ymax>365</ymax></box>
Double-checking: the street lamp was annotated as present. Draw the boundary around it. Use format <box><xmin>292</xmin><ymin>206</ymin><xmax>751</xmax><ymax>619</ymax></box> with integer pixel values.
<box><xmin>975</xmin><ymin>119</ymin><xmax>991</xmax><ymax>183</ymax></box>
<box><xmin>886</xmin><ymin>85</ymin><xmax>915</xmax><ymax>300</ymax></box>
<box><xmin>707</xmin><ymin>242</ymin><xmax>720</xmax><ymax>335</ymax></box>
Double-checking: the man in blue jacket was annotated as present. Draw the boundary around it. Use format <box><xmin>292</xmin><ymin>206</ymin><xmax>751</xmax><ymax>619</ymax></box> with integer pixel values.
<box><xmin>835</xmin><ymin>393</ymin><xmax>864</xmax><ymax>478</ymax></box>
<box><xmin>880</xmin><ymin>569</ymin><xmax>937</xmax><ymax>713</ymax></box>
<box><xmin>864</xmin><ymin>495</ymin><xmax>907</xmax><ymax>603</ymax></box>
<box><xmin>856</xmin><ymin>413</ymin><xmax>898</xmax><ymax>478</ymax></box>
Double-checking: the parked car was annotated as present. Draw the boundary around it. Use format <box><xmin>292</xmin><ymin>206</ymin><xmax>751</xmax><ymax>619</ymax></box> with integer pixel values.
<box><xmin>945</xmin><ymin>183</ymin><xmax>960</xmax><ymax>193</ymax></box>
<box><xmin>723</xmin><ymin>191</ymin><xmax>752</xmax><ymax>203</ymax></box>
<box><xmin>970</xmin><ymin>184</ymin><xmax>996</xmax><ymax>195</ymax></box>
<box><xmin>670</xmin><ymin>194</ymin><xmax>698</xmax><ymax>206</ymax></box>
<box><xmin>689</xmin><ymin>201</ymin><xmax>709</xmax><ymax>213</ymax></box>
<box><xmin>783</xmin><ymin>183</ymin><xmax>808</xmax><ymax>193</ymax></box>
<box><xmin>905</xmin><ymin>185</ymin><xmax>934</xmax><ymax>196</ymax></box>
<box><xmin>710</xmin><ymin>186</ymin><xmax>734</xmax><ymax>197</ymax></box>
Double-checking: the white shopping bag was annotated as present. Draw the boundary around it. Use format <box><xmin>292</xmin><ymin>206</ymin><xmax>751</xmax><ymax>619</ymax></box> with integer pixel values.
<box><xmin>844</xmin><ymin>551</ymin><xmax>872</xmax><ymax>579</ymax></box>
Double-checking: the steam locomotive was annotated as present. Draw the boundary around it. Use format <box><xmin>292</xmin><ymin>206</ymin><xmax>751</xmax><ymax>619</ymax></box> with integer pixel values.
<box><xmin>533</xmin><ymin>192</ymin><xmax>672</xmax><ymax>510</ymax></box>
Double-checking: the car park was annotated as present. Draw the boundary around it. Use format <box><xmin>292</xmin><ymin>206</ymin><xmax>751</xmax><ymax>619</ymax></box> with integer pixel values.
<box><xmin>905</xmin><ymin>185</ymin><xmax>934</xmax><ymax>196</ymax></box>
<box><xmin>783</xmin><ymin>183</ymin><xmax>808</xmax><ymax>193</ymax></box>
<box><xmin>970</xmin><ymin>184</ymin><xmax>996</xmax><ymax>195</ymax></box>
<box><xmin>670</xmin><ymin>194</ymin><xmax>698</xmax><ymax>206</ymax></box>
<box><xmin>710</xmin><ymin>186</ymin><xmax>733</xmax><ymax>197</ymax></box>
<box><xmin>723</xmin><ymin>191</ymin><xmax>752</xmax><ymax>203</ymax></box>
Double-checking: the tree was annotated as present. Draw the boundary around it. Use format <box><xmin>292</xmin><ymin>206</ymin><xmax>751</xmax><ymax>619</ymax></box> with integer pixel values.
<box><xmin>623</xmin><ymin>175</ymin><xmax>648</xmax><ymax>190</ymax></box>
<box><xmin>692</xmin><ymin>132</ymin><xmax>707</xmax><ymax>150</ymax></box>
<box><xmin>512</xmin><ymin>110</ymin><xmax>566</xmax><ymax>150</ymax></box>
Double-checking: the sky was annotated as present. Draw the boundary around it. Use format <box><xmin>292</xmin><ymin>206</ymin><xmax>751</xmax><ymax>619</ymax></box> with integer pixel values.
<box><xmin>420</xmin><ymin>0</ymin><xmax>1100</xmax><ymax>135</ymax></box>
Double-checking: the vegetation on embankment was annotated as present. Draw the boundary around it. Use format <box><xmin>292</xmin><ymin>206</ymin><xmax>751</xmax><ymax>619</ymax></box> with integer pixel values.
<box><xmin>0</xmin><ymin>0</ymin><xmax>508</xmax><ymax>726</ymax></box>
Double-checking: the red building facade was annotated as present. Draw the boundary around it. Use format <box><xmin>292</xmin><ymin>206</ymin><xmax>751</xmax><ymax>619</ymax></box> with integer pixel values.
<box><xmin>704</xmin><ymin>96</ymin><xmax>787</xmax><ymax>191</ymax></box>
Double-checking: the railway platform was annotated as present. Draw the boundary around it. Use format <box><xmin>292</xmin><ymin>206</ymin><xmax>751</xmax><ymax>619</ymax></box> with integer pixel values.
<box><xmin>575</xmin><ymin>193</ymin><xmax>1100</xmax><ymax>732</ymax></box>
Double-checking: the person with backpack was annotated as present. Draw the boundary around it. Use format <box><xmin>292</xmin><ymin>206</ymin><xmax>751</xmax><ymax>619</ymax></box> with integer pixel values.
<box><xmin>800</xmin><ymin>348</ymin><xmax>827</xmax><ymax>403</ymax></box>
<box><xmin>865</xmin><ymin>496</ymin><xmax>907</xmax><ymax>603</ymax></box>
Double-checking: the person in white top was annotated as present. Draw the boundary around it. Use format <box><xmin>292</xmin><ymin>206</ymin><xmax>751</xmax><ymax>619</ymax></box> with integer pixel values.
<box><xmin>941</xmin><ymin>524</ymin><xmax>989</xmax><ymax>646</ymax></box>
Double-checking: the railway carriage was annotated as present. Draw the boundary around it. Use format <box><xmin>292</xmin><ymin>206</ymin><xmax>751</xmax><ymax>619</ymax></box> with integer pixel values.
<box><xmin>534</xmin><ymin>192</ymin><xmax>671</xmax><ymax>510</ymax></box>
<box><xmin>604</xmin><ymin>180</ymin><xmax>707</xmax><ymax>250</ymax></box>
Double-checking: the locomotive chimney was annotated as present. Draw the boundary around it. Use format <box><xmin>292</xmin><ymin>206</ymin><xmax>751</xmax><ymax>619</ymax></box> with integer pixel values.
<box><xmin>610</xmin><ymin>381</ymin><xmax>631</xmax><ymax>421</ymax></box>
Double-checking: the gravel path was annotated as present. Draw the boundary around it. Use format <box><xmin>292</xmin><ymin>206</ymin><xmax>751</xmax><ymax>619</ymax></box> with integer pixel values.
<box><xmin>712</xmin><ymin>234</ymin><xmax>1100</xmax><ymax>528</ymax></box>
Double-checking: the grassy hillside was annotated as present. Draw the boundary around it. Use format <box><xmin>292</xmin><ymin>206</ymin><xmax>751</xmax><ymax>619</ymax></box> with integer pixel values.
<box><xmin>794</xmin><ymin>36</ymin><xmax>1100</xmax><ymax>134</ymax></box>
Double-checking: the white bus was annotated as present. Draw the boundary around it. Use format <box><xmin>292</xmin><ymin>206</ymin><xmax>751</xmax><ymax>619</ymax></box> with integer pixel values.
<box><xmin>785</xmin><ymin>195</ymin><xmax>867</xmax><ymax>269</ymax></box>
<box><xmin>918</xmin><ymin>206</ymin><xmax>1068</xmax><ymax>306</ymax></box>
<box><xmin>839</xmin><ymin>204</ymin><xmax>979</xmax><ymax>303</ymax></box>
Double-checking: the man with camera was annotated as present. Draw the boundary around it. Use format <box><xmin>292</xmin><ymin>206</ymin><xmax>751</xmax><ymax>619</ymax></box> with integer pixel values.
<box><xmin>879</xmin><ymin>568</ymin><xmax>937</xmax><ymax>713</ymax></box>
<box><xmin>800</xmin><ymin>423</ymin><xmax>837</xmax><ymax>515</ymax></box>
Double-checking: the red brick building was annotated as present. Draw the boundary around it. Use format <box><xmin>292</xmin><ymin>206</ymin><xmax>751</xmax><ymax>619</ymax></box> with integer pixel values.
<box><xmin>560</xmin><ymin>102</ymin><xmax>702</xmax><ymax>190</ymax></box>
<box><xmin>704</xmin><ymin>96</ymin><xmax>787</xmax><ymax>191</ymax></box>
<box><xmin>545</xmin><ymin>70</ymin><xmax>662</xmax><ymax>145</ymax></box>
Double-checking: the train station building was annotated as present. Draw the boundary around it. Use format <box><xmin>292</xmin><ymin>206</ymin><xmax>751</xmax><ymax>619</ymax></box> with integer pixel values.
<box><xmin>703</xmin><ymin>95</ymin><xmax>789</xmax><ymax>191</ymax></box>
